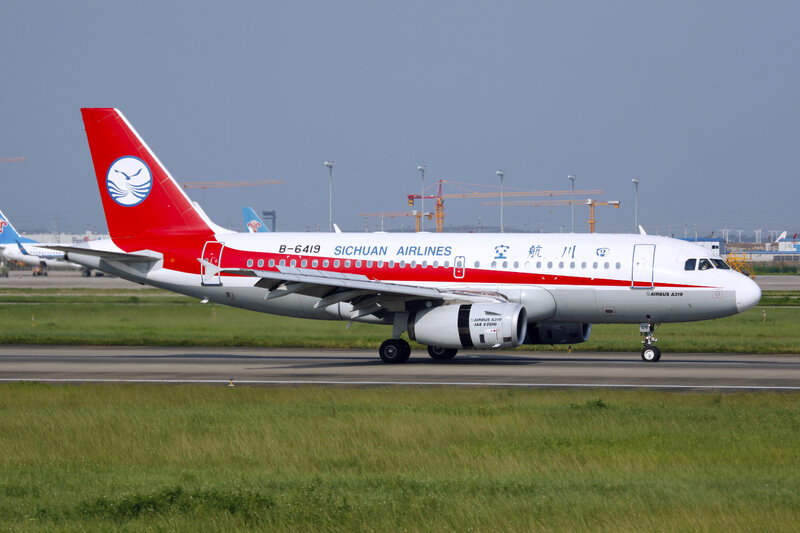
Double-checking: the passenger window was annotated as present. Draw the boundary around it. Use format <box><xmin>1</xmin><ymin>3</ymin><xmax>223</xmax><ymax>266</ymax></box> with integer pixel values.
<box><xmin>300</xmin><ymin>259</ymin><xmax>307</xmax><ymax>267</ymax></box>
<box><xmin>257</xmin><ymin>259</ymin><xmax>264</xmax><ymax>268</ymax></box>
<box><xmin>333</xmin><ymin>260</ymin><xmax>340</xmax><ymax>268</ymax></box>
<box><xmin>312</xmin><ymin>259</ymin><xmax>318</xmax><ymax>268</ymax></box>
<box><xmin>514</xmin><ymin>261</ymin><xmax>519</xmax><ymax>268</ymax></box>
<box><xmin>344</xmin><ymin>260</ymin><xmax>351</xmax><ymax>268</ymax></box>
<box><xmin>502</xmin><ymin>261</ymin><xmax>508</xmax><ymax>268</ymax></box>
<box><xmin>684</xmin><ymin>259</ymin><xmax>696</xmax><ymax>271</ymax></box>
<box><xmin>269</xmin><ymin>259</ymin><xmax>275</xmax><ymax>267</ymax></box>
<box><xmin>355</xmin><ymin>260</ymin><xmax>362</xmax><ymax>268</ymax></box>
<box><xmin>366</xmin><ymin>261</ymin><xmax>372</xmax><ymax>268</ymax></box>
<box><xmin>491</xmin><ymin>261</ymin><xmax>497</xmax><ymax>268</ymax></box>
<box><xmin>698</xmin><ymin>259</ymin><xmax>713</xmax><ymax>271</ymax></box>
<box><xmin>473</xmin><ymin>261</ymin><xmax>479</xmax><ymax>268</ymax></box>
<box><xmin>592</xmin><ymin>262</ymin><xmax>598</xmax><ymax>269</ymax></box>
<box><xmin>246</xmin><ymin>259</ymin><xmax>253</xmax><ymax>267</ymax></box>
<box><xmin>712</xmin><ymin>259</ymin><xmax>730</xmax><ymax>270</ymax></box>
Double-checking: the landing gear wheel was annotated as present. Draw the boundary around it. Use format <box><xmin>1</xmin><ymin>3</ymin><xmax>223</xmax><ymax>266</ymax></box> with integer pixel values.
<box><xmin>379</xmin><ymin>339</ymin><xmax>411</xmax><ymax>363</ymax></box>
<box><xmin>641</xmin><ymin>345</ymin><xmax>661</xmax><ymax>362</ymax></box>
<box><xmin>427</xmin><ymin>346</ymin><xmax>458</xmax><ymax>360</ymax></box>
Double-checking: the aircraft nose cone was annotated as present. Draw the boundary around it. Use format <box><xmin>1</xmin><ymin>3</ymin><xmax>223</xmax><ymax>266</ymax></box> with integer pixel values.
<box><xmin>736</xmin><ymin>275</ymin><xmax>761</xmax><ymax>313</ymax></box>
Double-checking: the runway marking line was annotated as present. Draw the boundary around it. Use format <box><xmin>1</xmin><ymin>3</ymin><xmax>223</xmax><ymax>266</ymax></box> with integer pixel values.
<box><xmin>0</xmin><ymin>378</ymin><xmax>799</xmax><ymax>391</ymax></box>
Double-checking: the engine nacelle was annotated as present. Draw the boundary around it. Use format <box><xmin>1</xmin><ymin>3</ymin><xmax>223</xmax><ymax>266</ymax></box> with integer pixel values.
<box><xmin>408</xmin><ymin>303</ymin><xmax>528</xmax><ymax>349</ymax></box>
<box><xmin>524</xmin><ymin>323</ymin><xmax>592</xmax><ymax>345</ymax></box>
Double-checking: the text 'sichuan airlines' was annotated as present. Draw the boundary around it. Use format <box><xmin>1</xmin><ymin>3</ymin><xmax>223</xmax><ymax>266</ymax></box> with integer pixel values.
<box><xmin>51</xmin><ymin>108</ymin><xmax>761</xmax><ymax>363</ymax></box>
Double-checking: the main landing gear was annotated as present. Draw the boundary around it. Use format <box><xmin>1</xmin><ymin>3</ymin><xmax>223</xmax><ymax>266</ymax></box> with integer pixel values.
<box><xmin>379</xmin><ymin>338</ymin><xmax>411</xmax><ymax>363</ymax></box>
<box><xmin>427</xmin><ymin>346</ymin><xmax>458</xmax><ymax>360</ymax></box>
<box><xmin>639</xmin><ymin>322</ymin><xmax>661</xmax><ymax>362</ymax></box>
<box><xmin>378</xmin><ymin>340</ymin><xmax>460</xmax><ymax>363</ymax></box>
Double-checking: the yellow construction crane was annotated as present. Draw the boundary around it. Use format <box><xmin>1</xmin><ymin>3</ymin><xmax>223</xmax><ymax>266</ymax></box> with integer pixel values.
<box><xmin>180</xmin><ymin>179</ymin><xmax>285</xmax><ymax>189</ymax></box>
<box><xmin>408</xmin><ymin>179</ymin><xmax>605</xmax><ymax>232</ymax></box>
<box><xmin>359</xmin><ymin>211</ymin><xmax>433</xmax><ymax>232</ymax></box>
<box><xmin>586</xmin><ymin>199</ymin><xmax>620</xmax><ymax>233</ymax></box>
<box><xmin>0</xmin><ymin>157</ymin><xmax>25</xmax><ymax>163</ymax></box>
<box><xmin>483</xmin><ymin>198</ymin><xmax>620</xmax><ymax>233</ymax></box>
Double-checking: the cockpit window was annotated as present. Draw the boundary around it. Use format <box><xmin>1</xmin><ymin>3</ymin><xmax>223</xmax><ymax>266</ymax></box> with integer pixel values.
<box><xmin>698</xmin><ymin>259</ymin><xmax>713</xmax><ymax>271</ymax></box>
<box><xmin>684</xmin><ymin>259</ymin><xmax>696</xmax><ymax>271</ymax></box>
<box><xmin>711</xmin><ymin>259</ymin><xmax>730</xmax><ymax>270</ymax></box>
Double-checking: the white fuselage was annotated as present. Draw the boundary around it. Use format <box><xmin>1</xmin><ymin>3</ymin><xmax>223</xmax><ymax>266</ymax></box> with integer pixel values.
<box><xmin>68</xmin><ymin>231</ymin><xmax>761</xmax><ymax>326</ymax></box>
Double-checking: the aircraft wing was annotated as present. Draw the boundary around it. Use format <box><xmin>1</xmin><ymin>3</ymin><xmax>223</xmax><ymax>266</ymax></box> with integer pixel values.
<box><xmin>201</xmin><ymin>259</ymin><xmax>506</xmax><ymax>316</ymax></box>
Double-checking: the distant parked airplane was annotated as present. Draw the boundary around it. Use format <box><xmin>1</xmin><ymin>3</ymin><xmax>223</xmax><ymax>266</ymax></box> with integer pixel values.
<box><xmin>0</xmin><ymin>209</ymin><xmax>81</xmax><ymax>272</ymax></box>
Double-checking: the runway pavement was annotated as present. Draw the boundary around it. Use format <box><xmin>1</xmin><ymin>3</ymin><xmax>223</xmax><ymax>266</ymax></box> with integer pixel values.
<box><xmin>1</xmin><ymin>346</ymin><xmax>798</xmax><ymax>390</ymax></box>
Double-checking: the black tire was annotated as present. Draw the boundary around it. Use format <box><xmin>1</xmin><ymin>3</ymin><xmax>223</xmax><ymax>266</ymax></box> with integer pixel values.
<box><xmin>641</xmin><ymin>345</ymin><xmax>661</xmax><ymax>362</ymax></box>
<box><xmin>379</xmin><ymin>339</ymin><xmax>411</xmax><ymax>363</ymax></box>
<box><xmin>427</xmin><ymin>346</ymin><xmax>458</xmax><ymax>360</ymax></box>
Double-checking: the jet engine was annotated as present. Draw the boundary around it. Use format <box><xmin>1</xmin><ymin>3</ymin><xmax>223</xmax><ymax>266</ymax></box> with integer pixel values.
<box><xmin>408</xmin><ymin>303</ymin><xmax>528</xmax><ymax>349</ymax></box>
<box><xmin>524</xmin><ymin>323</ymin><xmax>592</xmax><ymax>345</ymax></box>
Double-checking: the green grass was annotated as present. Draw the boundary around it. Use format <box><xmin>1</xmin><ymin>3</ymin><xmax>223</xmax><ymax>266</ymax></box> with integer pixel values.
<box><xmin>0</xmin><ymin>289</ymin><xmax>798</xmax><ymax>353</ymax></box>
<box><xmin>0</xmin><ymin>384</ymin><xmax>798</xmax><ymax>532</ymax></box>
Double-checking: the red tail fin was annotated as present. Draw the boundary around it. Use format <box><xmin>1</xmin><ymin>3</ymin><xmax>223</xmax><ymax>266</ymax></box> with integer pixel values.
<box><xmin>81</xmin><ymin>108</ymin><xmax>213</xmax><ymax>242</ymax></box>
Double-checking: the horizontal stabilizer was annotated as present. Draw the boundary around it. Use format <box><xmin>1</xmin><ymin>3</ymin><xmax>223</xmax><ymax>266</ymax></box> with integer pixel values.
<box><xmin>41</xmin><ymin>244</ymin><xmax>160</xmax><ymax>262</ymax></box>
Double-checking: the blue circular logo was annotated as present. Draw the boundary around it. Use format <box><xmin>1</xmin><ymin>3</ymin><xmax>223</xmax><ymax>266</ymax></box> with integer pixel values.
<box><xmin>106</xmin><ymin>156</ymin><xmax>152</xmax><ymax>207</ymax></box>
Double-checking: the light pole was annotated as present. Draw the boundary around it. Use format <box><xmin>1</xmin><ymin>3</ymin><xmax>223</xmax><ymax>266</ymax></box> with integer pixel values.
<box><xmin>497</xmin><ymin>170</ymin><xmax>505</xmax><ymax>233</ymax></box>
<box><xmin>417</xmin><ymin>165</ymin><xmax>426</xmax><ymax>231</ymax></box>
<box><xmin>568</xmin><ymin>175</ymin><xmax>576</xmax><ymax>232</ymax></box>
<box><xmin>632</xmin><ymin>178</ymin><xmax>640</xmax><ymax>232</ymax></box>
<box><xmin>324</xmin><ymin>161</ymin><xmax>334</xmax><ymax>232</ymax></box>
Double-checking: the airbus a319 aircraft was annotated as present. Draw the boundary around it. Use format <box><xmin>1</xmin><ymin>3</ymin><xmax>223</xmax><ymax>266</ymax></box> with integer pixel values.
<box><xmin>48</xmin><ymin>108</ymin><xmax>761</xmax><ymax>363</ymax></box>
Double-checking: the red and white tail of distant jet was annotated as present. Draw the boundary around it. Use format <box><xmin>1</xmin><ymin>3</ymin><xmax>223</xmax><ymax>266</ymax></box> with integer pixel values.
<box><xmin>49</xmin><ymin>108</ymin><xmax>761</xmax><ymax>363</ymax></box>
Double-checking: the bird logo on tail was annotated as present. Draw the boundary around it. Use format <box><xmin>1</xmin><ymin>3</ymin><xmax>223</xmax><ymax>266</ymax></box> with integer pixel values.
<box><xmin>106</xmin><ymin>156</ymin><xmax>153</xmax><ymax>207</ymax></box>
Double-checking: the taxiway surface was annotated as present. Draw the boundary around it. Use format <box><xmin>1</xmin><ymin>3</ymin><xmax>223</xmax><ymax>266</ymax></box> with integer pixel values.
<box><xmin>1</xmin><ymin>346</ymin><xmax>798</xmax><ymax>390</ymax></box>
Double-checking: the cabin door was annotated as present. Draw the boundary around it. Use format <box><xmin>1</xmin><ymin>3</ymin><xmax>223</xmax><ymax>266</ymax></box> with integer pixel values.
<box><xmin>453</xmin><ymin>256</ymin><xmax>466</xmax><ymax>279</ymax></box>
<box><xmin>201</xmin><ymin>241</ymin><xmax>225</xmax><ymax>286</ymax></box>
<box><xmin>631</xmin><ymin>244</ymin><xmax>655</xmax><ymax>289</ymax></box>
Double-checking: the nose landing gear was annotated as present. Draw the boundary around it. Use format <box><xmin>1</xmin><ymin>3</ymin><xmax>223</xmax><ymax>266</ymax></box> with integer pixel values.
<box><xmin>639</xmin><ymin>322</ymin><xmax>661</xmax><ymax>362</ymax></box>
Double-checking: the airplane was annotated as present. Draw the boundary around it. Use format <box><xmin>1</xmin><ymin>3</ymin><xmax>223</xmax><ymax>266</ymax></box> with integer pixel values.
<box><xmin>242</xmin><ymin>207</ymin><xmax>269</xmax><ymax>233</ymax></box>
<box><xmin>46</xmin><ymin>108</ymin><xmax>762</xmax><ymax>364</ymax></box>
<box><xmin>0</xmin><ymin>209</ymin><xmax>80</xmax><ymax>272</ymax></box>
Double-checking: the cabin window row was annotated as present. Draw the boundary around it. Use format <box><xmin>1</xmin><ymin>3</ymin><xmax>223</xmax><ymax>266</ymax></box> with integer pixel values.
<box><xmin>244</xmin><ymin>257</ymin><xmax>622</xmax><ymax>271</ymax></box>
<box><xmin>245</xmin><ymin>258</ymin><xmax>453</xmax><ymax>269</ymax></box>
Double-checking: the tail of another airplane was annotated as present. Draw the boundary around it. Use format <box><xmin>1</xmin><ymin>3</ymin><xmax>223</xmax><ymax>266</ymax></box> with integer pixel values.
<box><xmin>242</xmin><ymin>207</ymin><xmax>269</xmax><ymax>233</ymax></box>
<box><xmin>0</xmin><ymin>209</ymin><xmax>35</xmax><ymax>245</ymax></box>
<box><xmin>80</xmin><ymin>108</ymin><xmax>220</xmax><ymax>243</ymax></box>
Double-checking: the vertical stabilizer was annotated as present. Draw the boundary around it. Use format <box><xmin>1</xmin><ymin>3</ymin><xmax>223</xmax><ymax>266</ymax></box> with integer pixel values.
<box><xmin>80</xmin><ymin>108</ymin><xmax>214</xmax><ymax>242</ymax></box>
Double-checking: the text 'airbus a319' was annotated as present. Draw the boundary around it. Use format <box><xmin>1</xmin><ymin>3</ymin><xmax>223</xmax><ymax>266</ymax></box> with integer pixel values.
<box><xmin>47</xmin><ymin>108</ymin><xmax>761</xmax><ymax>363</ymax></box>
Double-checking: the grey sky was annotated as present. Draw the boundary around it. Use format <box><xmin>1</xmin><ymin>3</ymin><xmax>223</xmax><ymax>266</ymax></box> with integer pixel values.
<box><xmin>2</xmin><ymin>1</ymin><xmax>798</xmax><ymax>238</ymax></box>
